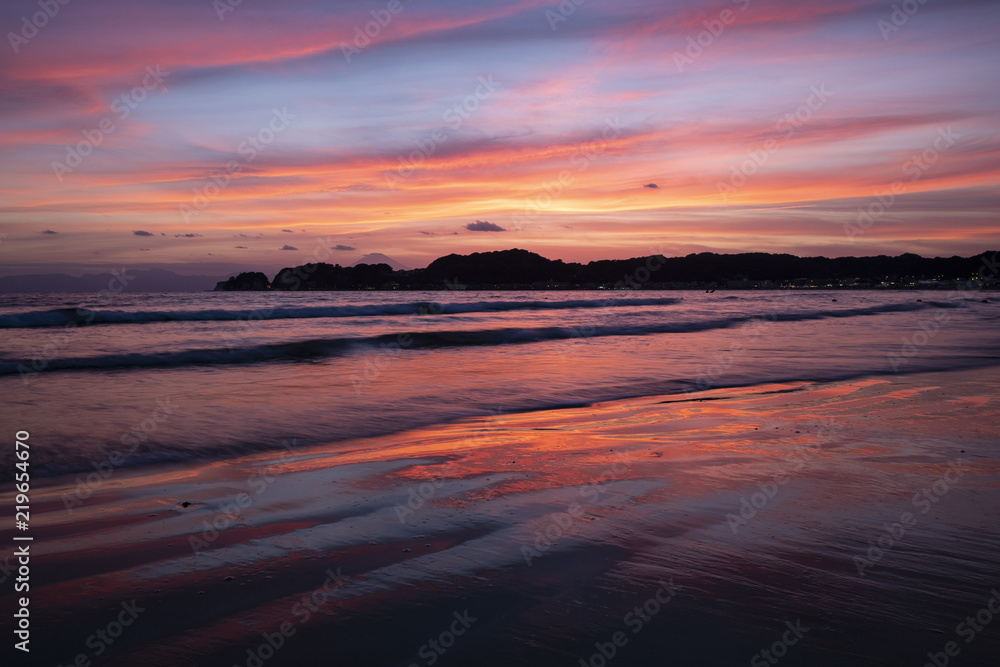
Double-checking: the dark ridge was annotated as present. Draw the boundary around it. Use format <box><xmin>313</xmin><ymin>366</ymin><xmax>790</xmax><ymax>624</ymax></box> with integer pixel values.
<box><xmin>214</xmin><ymin>271</ymin><xmax>269</xmax><ymax>291</ymax></box>
<box><xmin>217</xmin><ymin>249</ymin><xmax>998</xmax><ymax>290</ymax></box>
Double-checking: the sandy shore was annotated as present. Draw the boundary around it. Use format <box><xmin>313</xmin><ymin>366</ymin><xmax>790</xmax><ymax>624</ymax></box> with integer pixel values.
<box><xmin>6</xmin><ymin>368</ymin><xmax>999</xmax><ymax>666</ymax></box>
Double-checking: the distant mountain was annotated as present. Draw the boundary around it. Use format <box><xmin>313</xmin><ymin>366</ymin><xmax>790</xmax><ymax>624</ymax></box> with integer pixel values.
<box><xmin>351</xmin><ymin>253</ymin><xmax>410</xmax><ymax>271</ymax></box>
<box><xmin>0</xmin><ymin>269</ymin><xmax>225</xmax><ymax>292</ymax></box>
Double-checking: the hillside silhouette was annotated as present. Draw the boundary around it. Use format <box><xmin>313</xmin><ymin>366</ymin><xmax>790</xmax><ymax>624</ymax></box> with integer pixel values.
<box><xmin>214</xmin><ymin>249</ymin><xmax>998</xmax><ymax>291</ymax></box>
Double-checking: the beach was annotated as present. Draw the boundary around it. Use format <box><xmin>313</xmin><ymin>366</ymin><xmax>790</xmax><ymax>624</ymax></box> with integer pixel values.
<box><xmin>7</xmin><ymin>364</ymin><xmax>999</xmax><ymax>666</ymax></box>
<box><xmin>4</xmin><ymin>0</ymin><xmax>1000</xmax><ymax>660</ymax></box>
<box><xmin>4</xmin><ymin>0</ymin><xmax>998</xmax><ymax>661</ymax></box>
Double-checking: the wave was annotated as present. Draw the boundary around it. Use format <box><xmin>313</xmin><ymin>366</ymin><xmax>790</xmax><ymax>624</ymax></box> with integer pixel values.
<box><xmin>0</xmin><ymin>301</ymin><xmax>962</xmax><ymax>375</ymax></box>
<box><xmin>0</xmin><ymin>297</ymin><xmax>683</xmax><ymax>328</ymax></box>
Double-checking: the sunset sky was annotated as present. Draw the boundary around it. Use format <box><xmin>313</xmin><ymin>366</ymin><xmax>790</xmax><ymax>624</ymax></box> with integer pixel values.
<box><xmin>1</xmin><ymin>0</ymin><xmax>998</xmax><ymax>276</ymax></box>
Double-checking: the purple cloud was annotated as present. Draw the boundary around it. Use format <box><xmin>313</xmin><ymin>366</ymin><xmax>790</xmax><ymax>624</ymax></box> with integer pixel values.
<box><xmin>466</xmin><ymin>220</ymin><xmax>506</xmax><ymax>232</ymax></box>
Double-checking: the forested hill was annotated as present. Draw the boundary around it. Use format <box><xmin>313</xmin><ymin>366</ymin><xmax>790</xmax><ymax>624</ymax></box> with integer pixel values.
<box><xmin>214</xmin><ymin>249</ymin><xmax>998</xmax><ymax>290</ymax></box>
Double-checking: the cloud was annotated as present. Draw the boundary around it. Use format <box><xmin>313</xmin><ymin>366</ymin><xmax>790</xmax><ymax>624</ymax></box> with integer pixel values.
<box><xmin>282</xmin><ymin>229</ymin><xmax>294</xmax><ymax>233</ymax></box>
<box><xmin>133</xmin><ymin>230</ymin><xmax>154</xmax><ymax>236</ymax></box>
<box><xmin>280</xmin><ymin>244</ymin><xmax>298</xmax><ymax>251</ymax></box>
<box><xmin>234</xmin><ymin>245</ymin><xmax>248</xmax><ymax>249</ymax></box>
<box><xmin>644</xmin><ymin>183</ymin><xmax>659</xmax><ymax>189</ymax></box>
<box><xmin>175</xmin><ymin>233</ymin><xmax>202</xmax><ymax>238</ymax></box>
<box><xmin>465</xmin><ymin>220</ymin><xmax>506</xmax><ymax>232</ymax></box>
<box><xmin>419</xmin><ymin>231</ymin><xmax>436</xmax><ymax>236</ymax></box>
<box><xmin>40</xmin><ymin>229</ymin><xmax>57</xmax><ymax>234</ymax></box>
<box><xmin>334</xmin><ymin>244</ymin><xmax>355</xmax><ymax>251</ymax></box>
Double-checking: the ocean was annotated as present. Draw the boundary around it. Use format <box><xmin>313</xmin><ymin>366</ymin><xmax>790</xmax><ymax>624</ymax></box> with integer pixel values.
<box><xmin>1</xmin><ymin>289</ymin><xmax>996</xmax><ymax>477</ymax></box>
<box><xmin>3</xmin><ymin>289</ymin><xmax>1000</xmax><ymax>666</ymax></box>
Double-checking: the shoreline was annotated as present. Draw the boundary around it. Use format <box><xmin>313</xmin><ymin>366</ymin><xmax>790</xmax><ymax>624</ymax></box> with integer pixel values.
<box><xmin>7</xmin><ymin>367</ymin><xmax>999</xmax><ymax>665</ymax></box>
<box><xmin>21</xmin><ymin>357</ymin><xmax>1000</xmax><ymax>482</ymax></box>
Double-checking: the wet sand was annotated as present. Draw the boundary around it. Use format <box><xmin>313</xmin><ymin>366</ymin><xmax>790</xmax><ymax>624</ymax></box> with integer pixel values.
<box><xmin>6</xmin><ymin>368</ymin><xmax>1000</xmax><ymax>666</ymax></box>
